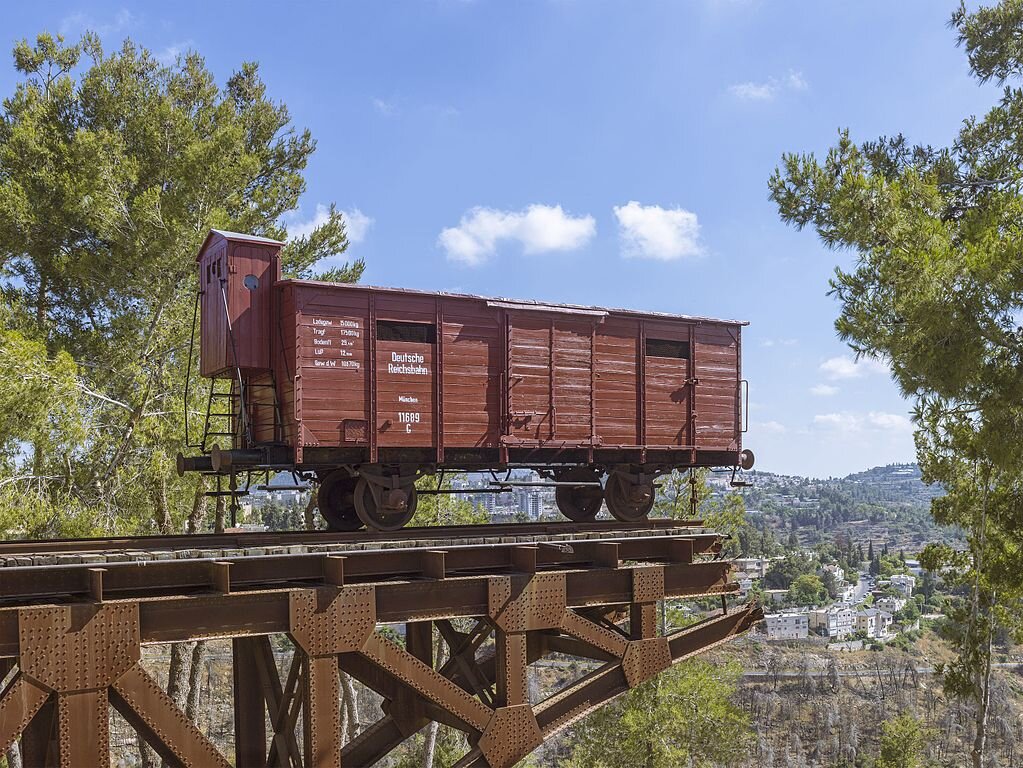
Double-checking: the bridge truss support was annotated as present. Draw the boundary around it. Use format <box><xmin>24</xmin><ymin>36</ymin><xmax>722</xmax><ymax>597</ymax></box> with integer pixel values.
<box><xmin>0</xmin><ymin>532</ymin><xmax>762</xmax><ymax>767</ymax></box>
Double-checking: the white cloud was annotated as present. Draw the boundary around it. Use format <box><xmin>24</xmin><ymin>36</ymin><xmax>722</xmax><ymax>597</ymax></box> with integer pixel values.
<box><xmin>813</xmin><ymin>411</ymin><xmax>913</xmax><ymax>434</ymax></box>
<box><xmin>612</xmin><ymin>201</ymin><xmax>702</xmax><ymax>261</ymax></box>
<box><xmin>439</xmin><ymin>204</ymin><xmax>596</xmax><ymax>266</ymax></box>
<box><xmin>866</xmin><ymin>412</ymin><xmax>913</xmax><ymax>432</ymax></box>
<box><xmin>761</xmin><ymin>338</ymin><xmax>797</xmax><ymax>348</ymax></box>
<box><xmin>758</xmin><ymin>420</ymin><xmax>787</xmax><ymax>434</ymax></box>
<box><xmin>373</xmin><ymin>98</ymin><xmax>397</xmax><ymax>116</ymax></box>
<box><xmin>728</xmin><ymin>70</ymin><xmax>808</xmax><ymax>102</ymax></box>
<box><xmin>819</xmin><ymin>355</ymin><xmax>888</xmax><ymax>381</ymax></box>
<box><xmin>61</xmin><ymin>8</ymin><xmax>134</xmax><ymax>36</ymax></box>
<box><xmin>785</xmin><ymin>71</ymin><xmax>808</xmax><ymax>91</ymax></box>
<box><xmin>810</xmin><ymin>384</ymin><xmax>838</xmax><ymax>397</ymax></box>
<box><xmin>288</xmin><ymin>204</ymin><xmax>374</xmax><ymax>244</ymax></box>
<box><xmin>729</xmin><ymin>82</ymin><xmax>775</xmax><ymax>101</ymax></box>
<box><xmin>156</xmin><ymin>41</ymin><xmax>196</xmax><ymax>66</ymax></box>
<box><xmin>813</xmin><ymin>412</ymin><xmax>861</xmax><ymax>432</ymax></box>
<box><xmin>341</xmin><ymin>208</ymin><xmax>373</xmax><ymax>243</ymax></box>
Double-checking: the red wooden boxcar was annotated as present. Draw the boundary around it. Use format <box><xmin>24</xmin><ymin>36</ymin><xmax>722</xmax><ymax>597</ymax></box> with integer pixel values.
<box><xmin>181</xmin><ymin>230</ymin><xmax>753</xmax><ymax>530</ymax></box>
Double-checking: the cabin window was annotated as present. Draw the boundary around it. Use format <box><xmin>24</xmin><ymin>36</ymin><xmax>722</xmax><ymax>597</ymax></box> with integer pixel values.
<box><xmin>377</xmin><ymin>320</ymin><xmax>437</xmax><ymax>344</ymax></box>
<box><xmin>244</xmin><ymin>274</ymin><xmax>259</xmax><ymax>290</ymax></box>
<box><xmin>645</xmin><ymin>338</ymin><xmax>689</xmax><ymax>359</ymax></box>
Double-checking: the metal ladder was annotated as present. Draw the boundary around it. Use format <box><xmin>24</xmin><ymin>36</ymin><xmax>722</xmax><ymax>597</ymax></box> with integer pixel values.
<box><xmin>200</xmin><ymin>378</ymin><xmax>241</xmax><ymax>453</ymax></box>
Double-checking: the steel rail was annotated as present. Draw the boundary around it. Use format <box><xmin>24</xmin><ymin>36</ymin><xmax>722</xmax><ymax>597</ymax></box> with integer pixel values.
<box><xmin>0</xmin><ymin>531</ymin><xmax>722</xmax><ymax>605</ymax></box>
<box><xmin>0</xmin><ymin>517</ymin><xmax>699</xmax><ymax>558</ymax></box>
<box><xmin>0</xmin><ymin>553</ymin><xmax>737</xmax><ymax>658</ymax></box>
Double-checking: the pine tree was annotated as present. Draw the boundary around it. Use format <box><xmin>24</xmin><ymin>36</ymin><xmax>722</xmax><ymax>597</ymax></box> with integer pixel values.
<box><xmin>0</xmin><ymin>33</ymin><xmax>360</xmax><ymax>537</ymax></box>
<box><xmin>769</xmin><ymin>8</ymin><xmax>1023</xmax><ymax>763</ymax></box>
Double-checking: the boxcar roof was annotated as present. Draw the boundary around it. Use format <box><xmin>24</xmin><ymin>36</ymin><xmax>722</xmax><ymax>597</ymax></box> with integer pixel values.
<box><xmin>278</xmin><ymin>279</ymin><xmax>748</xmax><ymax>326</ymax></box>
<box><xmin>197</xmin><ymin>230</ymin><xmax>286</xmax><ymax>259</ymax></box>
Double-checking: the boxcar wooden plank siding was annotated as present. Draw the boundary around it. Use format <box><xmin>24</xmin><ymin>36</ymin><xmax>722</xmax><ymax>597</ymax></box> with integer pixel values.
<box><xmin>195</xmin><ymin>234</ymin><xmax>747</xmax><ymax>476</ymax></box>
<box><xmin>197</xmin><ymin>231</ymin><xmax>283</xmax><ymax>377</ymax></box>
<box><xmin>269</xmin><ymin>286</ymin><xmax>744</xmax><ymax>454</ymax></box>
<box><xmin>693</xmin><ymin>325</ymin><xmax>740</xmax><ymax>451</ymax></box>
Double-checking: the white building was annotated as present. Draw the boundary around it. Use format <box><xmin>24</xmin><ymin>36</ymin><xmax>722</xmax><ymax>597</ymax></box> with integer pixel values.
<box><xmin>875</xmin><ymin>596</ymin><xmax>907</xmax><ymax>614</ymax></box>
<box><xmin>879</xmin><ymin>610</ymin><xmax>893</xmax><ymax>635</ymax></box>
<box><xmin>838</xmin><ymin>583</ymin><xmax>857</xmax><ymax>603</ymax></box>
<box><xmin>738</xmin><ymin>576</ymin><xmax>754</xmax><ymax>596</ymax></box>
<box><xmin>809</xmin><ymin>604</ymin><xmax>856</xmax><ymax>639</ymax></box>
<box><xmin>765</xmin><ymin>612</ymin><xmax>809</xmax><ymax>640</ymax></box>
<box><xmin>904</xmin><ymin>559</ymin><xmax>924</xmax><ymax>577</ymax></box>
<box><xmin>890</xmin><ymin>574</ymin><xmax>916</xmax><ymax>597</ymax></box>
<box><xmin>526</xmin><ymin>492</ymin><xmax>544</xmax><ymax>520</ymax></box>
<box><xmin>735</xmin><ymin>557</ymin><xmax>770</xmax><ymax>579</ymax></box>
<box><xmin>763</xmin><ymin>589</ymin><xmax>788</xmax><ymax>604</ymax></box>
<box><xmin>822</xmin><ymin>564</ymin><xmax>845</xmax><ymax>583</ymax></box>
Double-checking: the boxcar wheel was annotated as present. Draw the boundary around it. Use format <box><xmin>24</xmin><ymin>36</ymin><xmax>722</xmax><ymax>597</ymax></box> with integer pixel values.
<box><xmin>317</xmin><ymin>472</ymin><xmax>364</xmax><ymax>531</ymax></box>
<box><xmin>354</xmin><ymin>477</ymin><xmax>418</xmax><ymax>532</ymax></box>
<box><xmin>554</xmin><ymin>468</ymin><xmax>604</xmax><ymax>521</ymax></box>
<box><xmin>605</xmin><ymin>472</ymin><xmax>655</xmax><ymax>522</ymax></box>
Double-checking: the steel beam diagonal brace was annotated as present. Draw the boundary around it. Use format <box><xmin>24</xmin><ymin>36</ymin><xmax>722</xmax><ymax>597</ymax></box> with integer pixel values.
<box><xmin>359</xmin><ymin>632</ymin><xmax>493</xmax><ymax>733</ymax></box>
<box><xmin>110</xmin><ymin>664</ymin><xmax>230</xmax><ymax>768</ymax></box>
<box><xmin>0</xmin><ymin>674</ymin><xmax>49</xmax><ymax>754</ymax></box>
<box><xmin>0</xmin><ymin>529</ymin><xmax>758</xmax><ymax>768</ymax></box>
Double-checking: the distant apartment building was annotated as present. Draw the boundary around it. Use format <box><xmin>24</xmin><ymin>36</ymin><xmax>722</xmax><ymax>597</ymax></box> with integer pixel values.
<box><xmin>765</xmin><ymin>612</ymin><xmax>809</xmax><ymax>640</ymax></box>
<box><xmin>763</xmin><ymin>589</ymin><xmax>788</xmax><ymax>604</ymax></box>
<box><xmin>875</xmin><ymin>596</ymin><xmax>907</xmax><ymax>614</ymax></box>
<box><xmin>734</xmin><ymin>557</ymin><xmax>770</xmax><ymax>579</ymax></box>
<box><xmin>890</xmin><ymin>574</ymin><xmax>916</xmax><ymax>597</ymax></box>
<box><xmin>838</xmin><ymin>583</ymin><xmax>856</xmax><ymax>603</ymax></box>
<box><xmin>738</xmin><ymin>576</ymin><xmax>754</xmax><ymax>596</ymax></box>
<box><xmin>879</xmin><ymin>611</ymin><xmax>893</xmax><ymax>635</ymax></box>
<box><xmin>809</xmin><ymin>604</ymin><xmax>856</xmax><ymax>639</ymax></box>
<box><xmin>856</xmin><ymin>609</ymin><xmax>894</xmax><ymax>638</ymax></box>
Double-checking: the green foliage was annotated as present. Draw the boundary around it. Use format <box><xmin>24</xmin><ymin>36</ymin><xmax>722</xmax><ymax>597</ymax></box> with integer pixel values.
<box><xmin>763</xmin><ymin>552</ymin><xmax>815</xmax><ymax>590</ymax></box>
<box><xmin>0</xmin><ymin>316</ymin><xmax>84</xmax><ymax>469</ymax></box>
<box><xmin>789</xmin><ymin>573</ymin><xmax>828</xmax><ymax>606</ymax></box>
<box><xmin>876</xmin><ymin>712</ymin><xmax>933</xmax><ymax>768</ymax></box>
<box><xmin>653</xmin><ymin>468</ymin><xmax>697</xmax><ymax>519</ymax></box>
<box><xmin>260</xmin><ymin>497</ymin><xmax>306</xmax><ymax>531</ymax></box>
<box><xmin>411</xmin><ymin>474</ymin><xmax>488</xmax><ymax>527</ymax></box>
<box><xmin>769</xmin><ymin>3</ymin><xmax>1023</xmax><ymax>762</ymax></box>
<box><xmin>655</xmin><ymin>469</ymin><xmax>750</xmax><ymax>556</ymax></box>
<box><xmin>391</xmin><ymin>726</ymin><xmax>471</xmax><ymax>768</ymax></box>
<box><xmin>0</xmin><ymin>32</ymin><xmax>359</xmax><ymax>537</ymax></box>
<box><xmin>565</xmin><ymin>659</ymin><xmax>750</xmax><ymax>768</ymax></box>
<box><xmin>820</xmin><ymin>568</ymin><xmax>838</xmax><ymax>598</ymax></box>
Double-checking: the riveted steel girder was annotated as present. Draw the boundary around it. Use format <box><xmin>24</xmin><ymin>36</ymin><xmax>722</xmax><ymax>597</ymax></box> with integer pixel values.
<box><xmin>0</xmin><ymin>531</ymin><xmax>760</xmax><ymax>768</ymax></box>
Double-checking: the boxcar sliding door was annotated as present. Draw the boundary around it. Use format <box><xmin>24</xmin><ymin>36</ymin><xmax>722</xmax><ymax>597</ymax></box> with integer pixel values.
<box><xmin>643</xmin><ymin>326</ymin><xmax>693</xmax><ymax>447</ymax></box>
<box><xmin>505</xmin><ymin>311</ymin><xmax>598</xmax><ymax>446</ymax></box>
<box><xmin>506</xmin><ymin>313</ymin><xmax>553</xmax><ymax>443</ymax></box>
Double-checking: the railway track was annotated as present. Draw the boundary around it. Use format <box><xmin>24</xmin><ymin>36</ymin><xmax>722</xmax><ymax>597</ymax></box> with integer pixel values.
<box><xmin>0</xmin><ymin>526</ymin><xmax>726</xmax><ymax>608</ymax></box>
<box><xmin>0</xmin><ymin>516</ymin><xmax>700</xmax><ymax>562</ymax></box>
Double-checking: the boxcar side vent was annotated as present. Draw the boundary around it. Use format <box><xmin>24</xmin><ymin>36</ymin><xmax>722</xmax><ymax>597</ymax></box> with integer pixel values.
<box><xmin>377</xmin><ymin>320</ymin><xmax>437</xmax><ymax>344</ymax></box>
<box><xmin>645</xmin><ymin>338</ymin><xmax>690</xmax><ymax>359</ymax></box>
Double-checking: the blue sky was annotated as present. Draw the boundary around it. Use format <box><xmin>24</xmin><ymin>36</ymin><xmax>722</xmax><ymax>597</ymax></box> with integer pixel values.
<box><xmin>2</xmin><ymin>1</ymin><xmax>999</xmax><ymax>477</ymax></box>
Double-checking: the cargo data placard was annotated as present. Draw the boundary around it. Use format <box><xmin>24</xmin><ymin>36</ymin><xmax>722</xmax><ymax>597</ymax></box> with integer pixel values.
<box><xmin>299</xmin><ymin>316</ymin><xmax>363</xmax><ymax>369</ymax></box>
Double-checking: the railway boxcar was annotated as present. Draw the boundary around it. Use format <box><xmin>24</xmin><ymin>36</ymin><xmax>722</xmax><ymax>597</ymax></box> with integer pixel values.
<box><xmin>181</xmin><ymin>230</ymin><xmax>753</xmax><ymax>530</ymax></box>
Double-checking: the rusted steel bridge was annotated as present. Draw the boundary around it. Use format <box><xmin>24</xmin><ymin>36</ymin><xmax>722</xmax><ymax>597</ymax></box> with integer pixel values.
<box><xmin>0</xmin><ymin>521</ymin><xmax>761</xmax><ymax>767</ymax></box>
